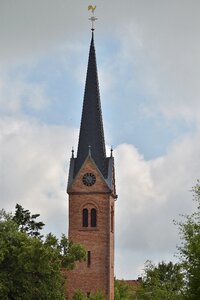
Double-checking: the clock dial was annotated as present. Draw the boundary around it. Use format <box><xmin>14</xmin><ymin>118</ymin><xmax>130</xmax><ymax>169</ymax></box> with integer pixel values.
<box><xmin>82</xmin><ymin>173</ymin><xmax>96</xmax><ymax>186</ymax></box>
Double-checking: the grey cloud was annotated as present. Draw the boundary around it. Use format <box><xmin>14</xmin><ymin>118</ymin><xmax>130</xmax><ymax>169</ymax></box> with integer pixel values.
<box><xmin>1</xmin><ymin>0</ymin><xmax>200</xmax><ymax>280</ymax></box>
<box><xmin>1</xmin><ymin>0</ymin><xmax>200</xmax><ymax>121</ymax></box>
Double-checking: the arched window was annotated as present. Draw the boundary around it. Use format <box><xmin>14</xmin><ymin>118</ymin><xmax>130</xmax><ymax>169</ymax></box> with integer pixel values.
<box><xmin>91</xmin><ymin>208</ymin><xmax>97</xmax><ymax>227</ymax></box>
<box><xmin>82</xmin><ymin>208</ymin><xmax>88</xmax><ymax>227</ymax></box>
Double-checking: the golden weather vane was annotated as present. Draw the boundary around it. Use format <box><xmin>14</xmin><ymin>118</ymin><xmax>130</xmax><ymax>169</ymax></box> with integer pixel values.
<box><xmin>88</xmin><ymin>5</ymin><xmax>97</xmax><ymax>30</ymax></box>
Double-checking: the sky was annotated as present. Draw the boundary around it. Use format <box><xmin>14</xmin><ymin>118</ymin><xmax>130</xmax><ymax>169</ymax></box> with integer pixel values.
<box><xmin>1</xmin><ymin>0</ymin><xmax>200</xmax><ymax>279</ymax></box>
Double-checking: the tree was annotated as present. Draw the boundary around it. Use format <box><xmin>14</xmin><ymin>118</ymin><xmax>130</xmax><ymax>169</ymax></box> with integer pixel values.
<box><xmin>136</xmin><ymin>261</ymin><xmax>184</xmax><ymax>300</ymax></box>
<box><xmin>72</xmin><ymin>289</ymin><xmax>105</xmax><ymax>300</ymax></box>
<box><xmin>177</xmin><ymin>181</ymin><xmax>200</xmax><ymax>299</ymax></box>
<box><xmin>0</xmin><ymin>205</ymin><xmax>86</xmax><ymax>300</ymax></box>
<box><xmin>12</xmin><ymin>203</ymin><xmax>45</xmax><ymax>237</ymax></box>
<box><xmin>114</xmin><ymin>279</ymin><xmax>138</xmax><ymax>300</ymax></box>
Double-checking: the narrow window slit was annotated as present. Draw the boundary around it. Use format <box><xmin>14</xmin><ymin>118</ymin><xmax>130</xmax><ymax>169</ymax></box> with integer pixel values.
<box><xmin>87</xmin><ymin>251</ymin><xmax>91</xmax><ymax>267</ymax></box>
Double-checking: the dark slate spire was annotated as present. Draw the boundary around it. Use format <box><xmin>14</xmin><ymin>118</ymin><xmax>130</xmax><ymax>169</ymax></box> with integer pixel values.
<box><xmin>74</xmin><ymin>31</ymin><xmax>107</xmax><ymax>177</ymax></box>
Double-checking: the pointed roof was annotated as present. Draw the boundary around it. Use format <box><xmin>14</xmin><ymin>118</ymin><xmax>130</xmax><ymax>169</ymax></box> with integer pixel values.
<box><xmin>74</xmin><ymin>31</ymin><xmax>107</xmax><ymax>177</ymax></box>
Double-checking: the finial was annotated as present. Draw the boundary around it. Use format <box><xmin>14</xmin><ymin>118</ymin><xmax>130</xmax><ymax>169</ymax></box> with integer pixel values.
<box><xmin>110</xmin><ymin>146</ymin><xmax>113</xmax><ymax>157</ymax></box>
<box><xmin>88</xmin><ymin>5</ymin><xmax>97</xmax><ymax>30</ymax></box>
<box><xmin>88</xmin><ymin>145</ymin><xmax>91</xmax><ymax>156</ymax></box>
<box><xmin>71</xmin><ymin>147</ymin><xmax>74</xmax><ymax>158</ymax></box>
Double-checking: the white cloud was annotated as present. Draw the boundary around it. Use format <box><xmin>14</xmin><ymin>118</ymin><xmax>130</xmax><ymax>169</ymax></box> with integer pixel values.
<box><xmin>0</xmin><ymin>116</ymin><xmax>78</xmax><ymax>235</ymax></box>
<box><xmin>115</xmin><ymin>133</ymin><xmax>200</xmax><ymax>278</ymax></box>
<box><xmin>1</xmin><ymin>118</ymin><xmax>200</xmax><ymax>279</ymax></box>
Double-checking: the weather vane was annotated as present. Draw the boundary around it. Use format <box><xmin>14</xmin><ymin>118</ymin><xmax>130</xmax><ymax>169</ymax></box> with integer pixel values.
<box><xmin>88</xmin><ymin>5</ymin><xmax>97</xmax><ymax>30</ymax></box>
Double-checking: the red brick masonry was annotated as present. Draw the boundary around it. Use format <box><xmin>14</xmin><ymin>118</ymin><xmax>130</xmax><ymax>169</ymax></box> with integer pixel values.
<box><xmin>67</xmin><ymin>158</ymin><xmax>115</xmax><ymax>300</ymax></box>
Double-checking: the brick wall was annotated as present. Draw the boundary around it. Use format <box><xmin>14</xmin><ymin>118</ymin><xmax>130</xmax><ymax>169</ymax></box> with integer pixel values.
<box><xmin>67</xmin><ymin>158</ymin><xmax>115</xmax><ymax>300</ymax></box>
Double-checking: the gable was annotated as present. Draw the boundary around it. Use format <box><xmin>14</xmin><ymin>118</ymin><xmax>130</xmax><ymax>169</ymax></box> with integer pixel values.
<box><xmin>68</xmin><ymin>156</ymin><xmax>111</xmax><ymax>194</ymax></box>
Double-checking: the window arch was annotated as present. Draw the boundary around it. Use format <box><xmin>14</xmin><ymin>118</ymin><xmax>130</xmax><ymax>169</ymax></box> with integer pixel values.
<box><xmin>82</xmin><ymin>208</ymin><xmax>88</xmax><ymax>227</ymax></box>
<box><xmin>91</xmin><ymin>208</ymin><xmax>97</xmax><ymax>227</ymax></box>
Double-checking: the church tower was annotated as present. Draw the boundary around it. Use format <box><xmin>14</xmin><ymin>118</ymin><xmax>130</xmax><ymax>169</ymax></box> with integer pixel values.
<box><xmin>67</xmin><ymin>29</ymin><xmax>116</xmax><ymax>300</ymax></box>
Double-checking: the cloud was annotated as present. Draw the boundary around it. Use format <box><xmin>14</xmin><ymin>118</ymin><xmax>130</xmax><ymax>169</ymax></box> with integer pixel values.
<box><xmin>0</xmin><ymin>75</ymin><xmax>47</xmax><ymax>114</ymax></box>
<box><xmin>0</xmin><ymin>1</ymin><xmax>72</xmax><ymax>61</ymax></box>
<box><xmin>1</xmin><ymin>0</ymin><xmax>200</xmax><ymax>122</ymax></box>
<box><xmin>0</xmin><ymin>0</ymin><xmax>99</xmax><ymax>63</ymax></box>
<box><xmin>1</xmin><ymin>0</ymin><xmax>200</xmax><ymax>280</ymax></box>
<box><xmin>114</xmin><ymin>133</ymin><xmax>200</xmax><ymax>278</ymax></box>
<box><xmin>1</xmin><ymin>117</ymin><xmax>200</xmax><ymax>279</ymax></box>
<box><xmin>2</xmin><ymin>117</ymin><xmax>197</xmax><ymax>278</ymax></box>
<box><xmin>116</xmin><ymin>1</ymin><xmax>200</xmax><ymax>122</ymax></box>
<box><xmin>0</xmin><ymin>116</ymin><xmax>78</xmax><ymax>235</ymax></box>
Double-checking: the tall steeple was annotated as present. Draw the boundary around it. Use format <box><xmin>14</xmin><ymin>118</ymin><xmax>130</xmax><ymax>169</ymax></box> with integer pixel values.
<box><xmin>74</xmin><ymin>30</ymin><xmax>107</xmax><ymax>178</ymax></box>
<box><xmin>67</xmin><ymin>22</ymin><xmax>116</xmax><ymax>300</ymax></box>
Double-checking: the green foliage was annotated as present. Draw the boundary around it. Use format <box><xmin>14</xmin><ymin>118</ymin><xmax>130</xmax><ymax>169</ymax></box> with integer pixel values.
<box><xmin>72</xmin><ymin>290</ymin><xmax>105</xmax><ymax>300</ymax></box>
<box><xmin>72</xmin><ymin>289</ymin><xmax>86</xmax><ymax>300</ymax></box>
<box><xmin>89</xmin><ymin>291</ymin><xmax>106</xmax><ymax>300</ymax></box>
<box><xmin>12</xmin><ymin>204</ymin><xmax>45</xmax><ymax>237</ymax></box>
<box><xmin>115</xmin><ymin>280</ymin><xmax>130</xmax><ymax>300</ymax></box>
<box><xmin>134</xmin><ymin>181</ymin><xmax>200</xmax><ymax>300</ymax></box>
<box><xmin>176</xmin><ymin>181</ymin><xmax>200</xmax><ymax>299</ymax></box>
<box><xmin>114</xmin><ymin>279</ymin><xmax>137</xmax><ymax>300</ymax></box>
<box><xmin>59</xmin><ymin>235</ymin><xmax>87</xmax><ymax>270</ymax></box>
<box><xmin>136</xmin><ymin>261</ymin><xmax>184</xmax><ymax>300</ymax></box>
<box><xmin>0</xmin><ymin>205</ymin><xmax>86</xmax><ymax>300</ymax></box>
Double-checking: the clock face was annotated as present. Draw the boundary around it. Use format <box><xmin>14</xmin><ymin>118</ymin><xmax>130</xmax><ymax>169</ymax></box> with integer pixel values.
<box><xmin>82</xmin><ymin>173</ymin><xmax>96</xmax><ymax>186</ymax></box>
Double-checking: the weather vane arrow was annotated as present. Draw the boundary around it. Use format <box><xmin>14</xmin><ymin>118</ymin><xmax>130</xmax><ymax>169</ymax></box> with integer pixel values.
<box><xmin>88</xmin><ymin>5</ymin><xmax>97</xmax><ymax>30</ymax></box>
